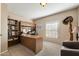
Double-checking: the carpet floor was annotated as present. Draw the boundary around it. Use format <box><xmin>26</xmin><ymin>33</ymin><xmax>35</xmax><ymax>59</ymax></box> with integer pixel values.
<box><xmin>1</xmin><ymin>41</ymin><xmax>61</xmax><ymax>56</ymax></box>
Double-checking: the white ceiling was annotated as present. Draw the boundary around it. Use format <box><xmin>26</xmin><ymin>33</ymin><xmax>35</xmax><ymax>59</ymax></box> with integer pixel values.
<box><xmin>7</xmin><ymin>3</ymin><xmax>79</xmax><ymax>20</ymax></box>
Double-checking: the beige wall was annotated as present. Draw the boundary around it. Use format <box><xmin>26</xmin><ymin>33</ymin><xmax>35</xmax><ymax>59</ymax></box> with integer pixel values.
<box><xmin>1</xmin><ymin>4</ymin><xmax>8</xmax><ymax>52</ymax></box>
<box><xmin>35</xmin><ymin>8</ymin><xmax>78</xmax><ymax>44</ymax></box>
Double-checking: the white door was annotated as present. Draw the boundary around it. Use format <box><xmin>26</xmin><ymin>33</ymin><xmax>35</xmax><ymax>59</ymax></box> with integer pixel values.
<box><xmin>0</xmin><ymin>3</ymin><xmax>1</xmax><ymax>54</ymax></box>
<box><xmin>0</xmin><ymin>21</ymin><xmax>1</xmax><ymax>54</ymax></box>
<box><xmin>1</xmin><ymin>4</ymin><xmax>8</xmax><ymax>53</ymax></box>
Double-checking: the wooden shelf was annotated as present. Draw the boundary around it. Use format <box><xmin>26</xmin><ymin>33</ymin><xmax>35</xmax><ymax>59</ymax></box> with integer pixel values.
<box><xmin>8</xmin><ymin>24</ymin><xmax>16</xmax><ymax>26</ymax></box>
<box><xmin>11</xmin><ymin>30</ymin><xmax>18</xmax><ymax>31</ymax></box>
<box><xmin>21</xmin><ymin>25</ymin><xmax>32</xmax><ymax>27</ymax></box>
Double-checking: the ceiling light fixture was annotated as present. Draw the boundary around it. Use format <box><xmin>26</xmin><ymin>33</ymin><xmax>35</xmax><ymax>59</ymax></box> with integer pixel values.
<box><xmin>40</xmin><ymin>0</ymin><xmax>47</xmax><ymax>7</ymax></box>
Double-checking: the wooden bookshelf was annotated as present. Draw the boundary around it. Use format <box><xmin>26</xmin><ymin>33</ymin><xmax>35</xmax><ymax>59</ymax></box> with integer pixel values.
<box><xmin>8</xmin><ymin>19</ymin><xmax>20</xmax><ymax>47</ymax></box>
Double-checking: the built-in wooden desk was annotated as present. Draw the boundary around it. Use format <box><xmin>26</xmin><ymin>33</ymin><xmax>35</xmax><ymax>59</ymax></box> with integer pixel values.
<box><xmin>20</xmin><ymin>34</ymin><xmax>43</xmax><ymax>54</ymax></box>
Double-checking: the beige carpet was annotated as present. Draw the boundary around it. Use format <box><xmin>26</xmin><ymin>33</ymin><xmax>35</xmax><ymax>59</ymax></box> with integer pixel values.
<box><xmin>1</xmin><ymin>41</ymin><xmax>61</xmax><ymax>56</ymax></box>
<box><xmin>36</xmin><ymin>41</ymin><xmax>61</xmax><ymax>56</ymax></box>
<box><xmin>1</xmin><ymin>44</ymin><xmax>35</xmax><ymax>56</ymax></box>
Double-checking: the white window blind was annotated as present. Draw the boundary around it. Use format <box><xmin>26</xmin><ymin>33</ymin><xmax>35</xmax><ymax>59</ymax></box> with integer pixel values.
<box><xmin>46</xmin><ymin>22</ymin><xmax>58</xmax><ymax>38</ymax></box>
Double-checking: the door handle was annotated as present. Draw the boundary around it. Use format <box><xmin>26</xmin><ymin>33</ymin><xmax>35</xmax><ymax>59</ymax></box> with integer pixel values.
<box><xmin>0</xmin><ymin>34</ymin><xmax>2</xmax><ymax>36</ymax></box>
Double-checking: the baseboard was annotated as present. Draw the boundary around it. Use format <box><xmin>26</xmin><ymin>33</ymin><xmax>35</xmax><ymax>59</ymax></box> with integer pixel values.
<box><xmin>0</xmin><ymin>50</ymin><xmax>8</xmax><ymax>55</ymax></box>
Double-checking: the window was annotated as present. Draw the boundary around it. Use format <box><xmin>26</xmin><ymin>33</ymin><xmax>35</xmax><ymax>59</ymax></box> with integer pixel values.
<box><xmin>22</xmin><ymin>27</ymin><xmax>31</xmax><ymax>34</ymax></box>
<box><xmin>46</xmin><ymin>22</ymin><xmax>59</xmax><ymax>38</ymax></box>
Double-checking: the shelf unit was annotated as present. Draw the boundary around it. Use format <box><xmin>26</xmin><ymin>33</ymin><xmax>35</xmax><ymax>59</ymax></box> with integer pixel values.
<box><xmin>8</xmin><ymin>19</ymin><xmax>20</xmax><ymax>47</ymax></box>
<box><xmin>19</xmin><ymin>21</ymin><xmax>37</xmax><ymax>35</ymax></box>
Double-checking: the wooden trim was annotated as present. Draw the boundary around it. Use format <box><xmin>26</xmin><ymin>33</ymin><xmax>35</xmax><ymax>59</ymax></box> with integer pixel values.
<box><xmin>0</xmin><ymin>50</ymin><xmax>8</xmax><ymax>55</ymax></box>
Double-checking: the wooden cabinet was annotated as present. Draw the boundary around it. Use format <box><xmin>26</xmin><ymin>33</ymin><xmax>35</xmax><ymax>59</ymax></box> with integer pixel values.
<box><xmin>20</xmin><ymin>35</ymin><xmax>43</xmax><ymax>54</ymax></box>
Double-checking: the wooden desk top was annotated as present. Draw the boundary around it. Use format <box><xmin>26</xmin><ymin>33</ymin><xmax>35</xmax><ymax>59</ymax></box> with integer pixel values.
<box><xmin>21</xmin><ymin>34</ymin><xmax>42</xmax><ymax>39</ymax></box>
